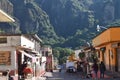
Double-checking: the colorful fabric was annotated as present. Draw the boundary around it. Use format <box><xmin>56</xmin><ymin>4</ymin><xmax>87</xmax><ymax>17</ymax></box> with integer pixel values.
<box><xmin>23</xmin><ymin>67</ymin><xmax>33</xmax><ymax>74</ymax></box>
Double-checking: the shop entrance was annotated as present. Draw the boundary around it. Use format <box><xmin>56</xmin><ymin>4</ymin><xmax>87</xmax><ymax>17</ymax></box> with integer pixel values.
<box><xmin>17</xmin><ymin>51</ymin><xmax>22</xmax><ymax>77</ymax></box>
<box><xmin>116</xmin><ymin>48</ymin><xmax>120</xmax><ymax>71</ymax></box>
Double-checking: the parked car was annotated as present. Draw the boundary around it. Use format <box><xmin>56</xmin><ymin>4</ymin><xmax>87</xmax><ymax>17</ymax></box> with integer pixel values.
<box><xmin>66</xmin><ymin>62</ymin><xmax>77</xmax><ymax>73</ymax></box>
<box><xmin>56</xmin><ymin>65</ymin><xmax>62</xmax><ymax>72</ymax></box>
<box><xmin>66</xmin><ymin>66</ymin><xmax>77</xmax><ymax>73</ymax></box>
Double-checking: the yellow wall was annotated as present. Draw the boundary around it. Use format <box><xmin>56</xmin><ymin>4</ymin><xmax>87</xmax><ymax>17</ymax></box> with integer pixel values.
<box><xmin>92</xmin><ymin>27</ymin><xmax>120</xmax><ymax>71</ymax></box>
<box><xmin>110</xmin><ymin>28</ymin><xmax>120</xmax><ymax>41</ymax></box>
<box><xmin>93</xmin><ymin>27</ymin><xmax>120</xmax><ymax>47</ymax></box>
<box><xmin>93</xmin><ymin>30</ymin><xmax>110</xmax><ymax>47</ymax></box>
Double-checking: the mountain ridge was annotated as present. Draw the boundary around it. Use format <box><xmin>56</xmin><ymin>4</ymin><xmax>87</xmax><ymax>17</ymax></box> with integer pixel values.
<box><xmin>1</xmin><ymin>0</ymin><xmax>120</xmax><ymax>49</ymax></box>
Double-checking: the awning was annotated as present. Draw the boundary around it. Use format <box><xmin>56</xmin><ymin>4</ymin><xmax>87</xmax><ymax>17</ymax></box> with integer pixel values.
<box><xmin>0</xmin><ymin>9</ymin><xmax>15</xmax><ymax>22</ymax></box>
<box><xmin>19</xmin><ymin>50</ymin><xmax>36</xmax><ymax>63</ymax></box>
<box><xmin>20</xmin><ymin>50</ymin><xmax>33</xmax><ymax>58</ymax></box>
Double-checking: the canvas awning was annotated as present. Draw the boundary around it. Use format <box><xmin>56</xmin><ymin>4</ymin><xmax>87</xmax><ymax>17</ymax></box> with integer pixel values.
<box><xmin>19</xmin><ymin>50</ymin><xmax>36</xmax><ymax>63</ymax></box>
<box><xmin>0</xmin><ymin>9</ymin><xmax>15</xmax><ymax>22</ymax></box>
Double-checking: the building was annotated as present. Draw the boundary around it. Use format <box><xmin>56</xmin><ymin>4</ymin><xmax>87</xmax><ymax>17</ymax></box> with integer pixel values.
<box><xmin>74</xmin><ymin>49</ymin><xmax>81</xmax><ymax>59</ymax></box>
<box><xmin>0</xmin><ymin>6</ymin><xmax>15</xmax><ymax>80</ymax></box>
<box><xmin>0</xmin><ymin>0</ymin><xmax>15</xmax><ymax>22</ymax></box>
<box><xmin>0</xmin><ymin>34</ymin><xmax>42</xmax><ymax>80</ymax></box>
<box><xmin>92</xmin><ymin>26</ymin><xmax>120</xmax><ymax>72</ymax></box>
<box><xmin>41</xmin><ymin>46</ymin><xmax>53</xmax><ymax>72</ymax></box>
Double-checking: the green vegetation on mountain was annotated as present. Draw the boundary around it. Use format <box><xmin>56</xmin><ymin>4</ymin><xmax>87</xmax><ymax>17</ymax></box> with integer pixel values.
<box><xmin>1</xmin><ymin>0</ymin><xmax>120</xmax><ymax>49</ymax></box>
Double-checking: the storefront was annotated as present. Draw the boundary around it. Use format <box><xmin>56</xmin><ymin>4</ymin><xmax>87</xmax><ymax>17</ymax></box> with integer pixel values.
<box><xmin>0</xmin><ymin>34</ymin><xmax>42</xmax><ymax>80</ymax></box>
<box><xmin>92</xmin><ymin>26</ymin><xmax>120</xmax><ymax>72</ymax></box>
<box><xmin>17</xmin><ymin>50</ymin><xmax>39</xmax><ymax>78</ymax></box>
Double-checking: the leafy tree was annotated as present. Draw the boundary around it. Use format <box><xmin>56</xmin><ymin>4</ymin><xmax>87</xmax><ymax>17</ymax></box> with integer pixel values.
<box><xmin>53</xmin><ymin>47</ymin><xmax>73</xmax><ymax>64</ymax></box>
<box><xmin>78</xmin><ymin>51</ymin><xmax>85</xmax><ymax>60</ymax></box>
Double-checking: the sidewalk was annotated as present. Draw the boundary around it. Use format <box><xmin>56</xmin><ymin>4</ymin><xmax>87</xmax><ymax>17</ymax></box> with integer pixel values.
<box><xmin>105</xmin><ymin>70</ymin><xmax>120</xmax><ymax>78</ymax></box>
<box><xmin>92</xmin><ymin>70</ymin><xmax>120</xmax><ymax>79</ymax></box>
<box><xmin>92</xmin><ymin>70</ymin><xmax>111</xmax><ymax>79</ymax></box>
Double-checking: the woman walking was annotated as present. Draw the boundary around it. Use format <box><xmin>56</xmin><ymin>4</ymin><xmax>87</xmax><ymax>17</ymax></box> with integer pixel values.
<box><xmin>92</xmin><ymin>61</ymin><xmax>98</xmax><ymax>78</ymax></box>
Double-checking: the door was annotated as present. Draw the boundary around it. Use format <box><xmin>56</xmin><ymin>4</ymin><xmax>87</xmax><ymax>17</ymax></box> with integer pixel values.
<box><xmin>17</xmin><ymin>51</ymin><xmax>22</xmax><ymax>75</ymax></box>
<box><xmin>109</xmin><ymin>50</ymin><xmax>111</xmax><ymax>70</ymax></box>
<box><xmin>116</xmin><ymin>48</ymin><xmax>120</xmax><ymax>71</ymax></box>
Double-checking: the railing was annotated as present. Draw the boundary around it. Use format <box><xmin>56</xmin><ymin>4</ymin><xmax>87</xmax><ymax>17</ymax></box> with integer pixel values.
<box><xmin>0</xmin><ymin>0</ymin><xmax>13</xmax><ymax>16</ymax></box>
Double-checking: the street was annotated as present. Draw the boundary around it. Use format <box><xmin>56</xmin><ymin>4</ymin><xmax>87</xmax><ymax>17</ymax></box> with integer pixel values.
<box><xmin>37</xmin><ymin>70</ymin><xmax>120</xmax><ymax>80</ymax></box>
<box><xmin>44</xmin><ymin>70</ymin><xmax>83</xmax><ymax>80</ymax></box>
<box><xmin>46</xmin><ymin>70</ymin><xmax>82</xmax><ymax>80</ymax></box>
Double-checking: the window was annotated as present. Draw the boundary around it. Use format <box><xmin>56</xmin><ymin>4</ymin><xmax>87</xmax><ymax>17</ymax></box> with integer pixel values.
<box><xmin>0</xmin><ymin>38</ymin><xmax>7</xmax><ymax>43</ymax></box>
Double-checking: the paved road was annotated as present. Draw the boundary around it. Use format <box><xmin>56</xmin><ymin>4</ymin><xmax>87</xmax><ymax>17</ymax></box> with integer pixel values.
<box><xmin>37</xmin><ymin>70</ymin><xmax>120</xmax><ymax>80</ymax></box>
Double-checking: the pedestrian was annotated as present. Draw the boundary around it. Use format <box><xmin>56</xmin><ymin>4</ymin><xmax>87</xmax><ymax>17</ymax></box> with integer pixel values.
<box><xmin>20</xmin><ymin>61</ymin><xmax>27</xmax><ymax>78</ymax></box>
<box><xmin>77</xmin><ymin>61</ymin><xmax>81</xmax><ymax>72</ymax></box>
<box><xmin>92</xmin><ymin>61</ymin><xmax>98</xmax><ymax>78</ymax></box>
<box><xmin>100</xmin><ymin>61</ymin><xmax>106</xmax><ymax>78</ymax></box>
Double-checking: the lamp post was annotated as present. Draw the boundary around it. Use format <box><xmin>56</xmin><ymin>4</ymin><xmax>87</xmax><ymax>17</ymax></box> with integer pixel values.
<box><xmin>97</xmin><ymin>25</ymin><xmax>107</xmax><ymax>31</ymax></box>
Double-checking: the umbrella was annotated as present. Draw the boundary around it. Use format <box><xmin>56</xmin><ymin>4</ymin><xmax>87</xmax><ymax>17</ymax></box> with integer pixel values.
<box><xmin>23</xmin><ymin>67</ymin><xmax>33</xmax><ymax>74</ymax></box>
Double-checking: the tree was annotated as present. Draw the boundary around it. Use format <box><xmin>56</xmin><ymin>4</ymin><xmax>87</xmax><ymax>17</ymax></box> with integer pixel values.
<box><xmin>78</xmin><ymin>51</ymin><xmax>85</xmax><ymax>60</ymax></box>
<box><xmin>53</xmin><ymin>47</ymin><xmax>74</xmax><ymax>64</ymax></box>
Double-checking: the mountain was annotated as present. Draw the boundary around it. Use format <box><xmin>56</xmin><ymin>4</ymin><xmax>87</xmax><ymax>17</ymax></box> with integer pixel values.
<box><xmin>1</xmin><ymin>0</ymin><xmax>120</xmax><ymax>49</ymax></box>
<box><xmin>9</xmin><ymin>0</ymin><xmax>61</xmax><ymax>45</ymax></box>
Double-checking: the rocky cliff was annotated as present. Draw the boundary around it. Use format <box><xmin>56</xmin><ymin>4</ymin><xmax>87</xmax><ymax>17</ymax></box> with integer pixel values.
<box><xmin>1</xmin><ymin>0</ymin><xmax>120</xmax><ymax>48</ymax></box>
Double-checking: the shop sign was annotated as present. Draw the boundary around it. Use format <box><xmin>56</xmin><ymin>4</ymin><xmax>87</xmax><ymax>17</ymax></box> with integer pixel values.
<box><xmin>0</xmin><ymin>51</ymin><xmax>11</xmax><ymax>65</ymax></box>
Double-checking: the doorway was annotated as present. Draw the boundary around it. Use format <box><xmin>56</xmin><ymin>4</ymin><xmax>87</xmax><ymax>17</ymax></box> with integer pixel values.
<box><xmin>116</xmin><ymin>48</ymin><xmax>120</xmax><ymax>71</ymax></box>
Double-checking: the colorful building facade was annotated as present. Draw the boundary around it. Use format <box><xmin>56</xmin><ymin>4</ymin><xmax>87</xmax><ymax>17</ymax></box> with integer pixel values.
<box><xmin>41</xmin><ymin>46</ymin><xmax>53</xmax><ymax>72</ymax></box>
<box><xmin>92</xmin><ymin>26</ymin><xmax>120</xmax><ymax>72</ymax></box>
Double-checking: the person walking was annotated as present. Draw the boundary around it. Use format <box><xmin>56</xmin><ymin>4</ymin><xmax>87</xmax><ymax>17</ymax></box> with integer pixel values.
<box><xmin>100</xmin><ymin>61</ymin><xmax>106</xmax><ymax>78</ymax></box>
<box><xmin>92</xmin><ymin>61</ymin><xmax>98</xmax><ymax>79</ymax></box>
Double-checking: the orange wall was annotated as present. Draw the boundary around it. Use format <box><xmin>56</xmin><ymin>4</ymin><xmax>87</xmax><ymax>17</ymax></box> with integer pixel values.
<box><xmin>93</xmin><ymin>27</ymin><xmax>120</xmax><ymax>47</ymax></box>
<box><xmin>92</xmin><ymin>27</ymin><xmax>120</xmax><ymax>71</ymax></box>
<box><xmin>97</xmin><ymin>43</ymin><xmax>114</xmax><ymax>70</ymax></box>
<box><xmin>93</xmin><ymin>30</ymin><xmax>110</xmax><ymax>47</ymax></box>
<box><xmin>110</xmin><ymin>28</ymin><xmax>120</xmax><ymax>41</ymax></box>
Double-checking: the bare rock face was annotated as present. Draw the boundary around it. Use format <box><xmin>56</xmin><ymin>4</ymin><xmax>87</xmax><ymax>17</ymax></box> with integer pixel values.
<box><xmin>103</xmin><ymin>3</ymin><xmax>115</xmax><ymax>23</ymax></box>
<box><xmin>0</xmin><ymin>0</ymin><xmax>13</xmax><ymax>16</ymax></box>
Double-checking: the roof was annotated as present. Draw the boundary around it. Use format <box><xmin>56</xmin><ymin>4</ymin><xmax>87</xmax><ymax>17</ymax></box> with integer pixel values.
<box><xmin>0</xmin><ymin>9</ymin><xmax>15</xmax><ymax>22</ymax></box>
<box><xmin>93</xmin><ymin>26</ymin><xmax>120</xmax><ymax>39</ymax></box>
<box><xmin>0</xmin><ymin>33</ymin><xmax>42</xmax><ymax>42</ymax></box>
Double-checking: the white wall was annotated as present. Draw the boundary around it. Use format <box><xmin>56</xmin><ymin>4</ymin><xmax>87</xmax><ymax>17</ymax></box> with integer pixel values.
<box><xmin>0</xmin><ymin>36</ymin><xmax>34</xmax><ymax>49</ymax></box>
<box><xmin>0</xmin><ymin>35</ymin><xmax>34</xmax><ymax>71</ymax></box>
<box><xmin>42</xmin><ymin>57</ymin><xmax>46</xmax><ymax>62</ymax></box>
<box><xmin>21</xmin><ymin>36</ymin><xmax>34</xmax><ymax>49</ymax></box>
<box><xmin>0</xmin><ymin>36</ymin><xmax>21</xmax><ymax>47</ymax></box>
<box><xmin>0</xmin><ymin>46</ymin><xmax>16</xmax><ymax>71</ymax></box>
<box><xmin>74</xmin><ymin>49</ymin><xmax>81</xmax><ymax>58</ymax></box>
